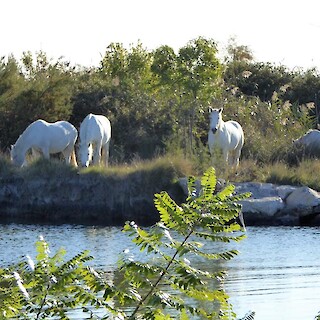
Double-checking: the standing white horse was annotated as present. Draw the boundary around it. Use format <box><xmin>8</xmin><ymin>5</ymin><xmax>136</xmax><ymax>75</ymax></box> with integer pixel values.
<box><xmin>208</xmin><ymin>107</ymin><xmax>244</xmax><ymax>168</ymax></box>
<box><xmin>11</xmin><ymin>119</ymin><xmax>78</xmax><ymax>167</ymax></box>
<box><xmin>79</xmin><ymin>113</ymin><xmax>111</xmax><ymax>167</ymax></box>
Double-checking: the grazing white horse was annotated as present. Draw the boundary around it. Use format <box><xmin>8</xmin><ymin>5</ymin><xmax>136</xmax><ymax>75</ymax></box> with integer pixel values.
<box><xmin>79</xmin><ymin>113</ymin><xmax>111</xmax><ymax>167</ymax></box>
<box><xmin>11</xmin><ymin>119</ymin><xmax>78</xmax><ymax>167</ymax></box>
<box><xmin>293</xmin><ymin>129</ymin><xmax>320</xmax><ymax>157</ymax></box>
<box><xmin>208</xmin><ymin>107</ymin><xmax>244</xmax><ymax>168</ymax></box>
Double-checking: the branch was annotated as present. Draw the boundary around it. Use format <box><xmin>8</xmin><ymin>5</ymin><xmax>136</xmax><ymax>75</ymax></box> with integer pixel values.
<box><xmin>128</xmin><ymin>229</ymin><xmax>194</xmax><ymax>319</ymax></box>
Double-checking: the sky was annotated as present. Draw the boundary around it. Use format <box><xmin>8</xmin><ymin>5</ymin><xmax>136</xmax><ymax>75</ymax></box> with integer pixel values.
<box><xmin>2</xmin><ymin>0</ymin><xmax>320</xmax><ymax>71</ymax></box>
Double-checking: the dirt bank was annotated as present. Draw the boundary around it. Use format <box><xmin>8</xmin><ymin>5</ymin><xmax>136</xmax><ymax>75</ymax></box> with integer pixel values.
<box><xmin>0</xmin><ymin>173</ymin><xmax>183</xmax><ymax>226</ymax></box>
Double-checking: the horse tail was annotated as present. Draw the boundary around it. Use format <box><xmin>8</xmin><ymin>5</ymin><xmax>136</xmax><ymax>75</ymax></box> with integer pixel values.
<box><xmin>70</xmin><ymin>149</ymin><xmax>78</xmax><ymax>167</ymax></box>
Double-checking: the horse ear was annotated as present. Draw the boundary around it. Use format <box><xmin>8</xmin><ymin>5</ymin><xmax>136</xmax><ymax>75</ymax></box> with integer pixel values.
<box><xmin>218</xmin><ymin>107</ymin><xmax>223</xmax><ymax>113</ymax></box>
<box><xmin>208</xmin><ymin>106</ymin><xmax>213</xmax><ymax>113</ymax></box>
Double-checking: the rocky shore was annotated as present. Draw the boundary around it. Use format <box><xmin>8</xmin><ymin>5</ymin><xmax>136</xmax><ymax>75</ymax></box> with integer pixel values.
<box><xmin>178</xmin><ymin>178</ymin><xmax>320</xmax><ymax>226</ymax></box>
<box><xmin>1</xmin><ymin>174</ymin><xmax>320</xmax><ymax>226</ymax></box>
<box><xmin>234</xmin><ymin>182</ymin><xmax>320</xmax><ymax>226</ymax></box>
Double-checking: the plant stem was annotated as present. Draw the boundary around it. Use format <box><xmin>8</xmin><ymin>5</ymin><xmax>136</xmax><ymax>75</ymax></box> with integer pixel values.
<box><xmin>35</xmin><ymin>283</ymin><xmax>50</xmax><ymax>320</ymax></box>
<box><xmin>128</xmin><ymin>229</ymin><xmax>194</xmax><ymax>319</ymax></box>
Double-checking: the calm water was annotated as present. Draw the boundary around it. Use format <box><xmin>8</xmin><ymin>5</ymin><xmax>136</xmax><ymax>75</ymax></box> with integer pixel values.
<box><xmin>0</xmin><ymin>224</ymin><xmax>319</xmax><ymax>320</ymax></box>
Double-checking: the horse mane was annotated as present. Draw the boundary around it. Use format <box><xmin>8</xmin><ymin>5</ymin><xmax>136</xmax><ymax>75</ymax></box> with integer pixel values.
<box><xmin>79</xmin><ymin>114</ymin><xmax>94</xmax><ymax>161</ymax></box>
<box><xmin>80</xmin><ymin>115</ymin><xmax>90</xmax><ymax>144</ymax></box>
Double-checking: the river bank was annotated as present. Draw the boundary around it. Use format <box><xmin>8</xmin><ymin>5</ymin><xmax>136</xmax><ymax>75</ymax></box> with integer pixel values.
<box><xmin>1</xmin><ymin>170</ymin><xmax>320</xmax><ymax>226</ymax></box>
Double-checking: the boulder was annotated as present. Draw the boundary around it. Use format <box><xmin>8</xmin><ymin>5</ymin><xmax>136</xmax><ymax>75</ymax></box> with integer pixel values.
<box><xmin>285</xmin><ymin>186</ymin><xmax>320</xmax><ymax>217</ymax></box>
<box><xmin>240</xmin><ymin>196</ymin><xmax>285</xmax><ymax>217</ymax></box>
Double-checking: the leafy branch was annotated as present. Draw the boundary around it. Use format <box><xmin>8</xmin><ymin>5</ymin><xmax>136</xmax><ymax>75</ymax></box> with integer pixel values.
<box><xmin>117</xmin><ymin>167</ymin><xmax>251</xmax><ymax>319</ymax></box>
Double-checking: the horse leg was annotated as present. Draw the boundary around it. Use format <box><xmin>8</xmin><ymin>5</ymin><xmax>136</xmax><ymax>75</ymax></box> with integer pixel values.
<box><xmin>62</xmin><ymin>146</ymin><xmax>78</xmax><ymax>167</ymax></box>
<box><xmin>222</xmin><ymin>149</ymin><xmax>229</xmax><ymax>165</ymax></box>
<box><xmin>233</xmin><ymin>145</ymin><xmax>242</xmax><ymax>168</ymax></box>
<box><xmin>41</xmin><ymin>147</ymin><xmax>50</xmax><ymax>160</ymax></box>
<box><xmin>102</xmin><ymin>140</ymin><xmax>110</xmax><ymax>167</ymax></box>
<box><xmin>70</xmin><ymin>149</ymin><xmax>78</xmax><ymax>167</ymax></box>
<box><xmin>31</xmin><ymin>148</ymin><xmax>41</xmax><ymax>160</ymax></box>
<box><xmin>92</xmin><ymin>142</ymin><xmax>102</xmax><ymax>166</ymax></box>
<box><xmin>62</xmin><ymin>143</ymin><xmax>73</xmax><ymax>164</ymax></box>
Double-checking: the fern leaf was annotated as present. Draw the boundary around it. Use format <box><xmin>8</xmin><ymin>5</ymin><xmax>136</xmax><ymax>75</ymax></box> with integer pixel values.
<box><xmin>216</xmin><ymin>183</ymin><xmax>235</xmax><ymax>200</ymax></box>
<box><xmin>200</xmin><ymin>167</ymin><xmax>217</xmax><ymax>200</ymax></box>
<box><xmin>187</xmin><ymin>175</ymin><xmax>197</xmax><ymax>197</ymax></box>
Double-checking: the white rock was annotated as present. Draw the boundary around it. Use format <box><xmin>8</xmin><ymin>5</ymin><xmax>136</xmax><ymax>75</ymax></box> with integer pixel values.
<box><xmin>235</xmin><ymin>182</ymin><xmax>277</xmax><ymax>198</ymax></box>
<box><xmin>240</xmin><ymin>196</ymin><xmax>285</xmax><ymax>217</ymax></box>
<box><xmin>285</xmin><ymin>186</ymin><xmax>320</xmax><ymax>216</ymax></box>
<box><xmin>276</xmin><ymin>185</ymin><xmax>298</xmax><ymax>199</ymax></box>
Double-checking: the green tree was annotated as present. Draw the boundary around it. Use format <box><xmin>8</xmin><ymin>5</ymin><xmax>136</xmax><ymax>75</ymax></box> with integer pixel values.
<box><xmin>0</xmin><ymin>56</ymin><xmax>26</xmax><ymax>148</ymax></box>
<box><xmin>225</xmin><ymin>37</ymin><xmax>254</xmax><ymax>63</ymax></box>
<box><xmin>224</xmin><ymin>61</ymin><xmax>292</xmax><ymax>102</ymax></box>
<box><xmin>0</xmin><ymin>237</ymin><xmax>109</xmax><ymax>319</ymax></box>
<box><xmin>97</xmin><ymin>42</ymin><xmax>176</xmax><ymax>160</ymax></box>
<box><xmin>151</xmin><ymin>38</ymin><xmax>224</xmax><ymax>158</ymax></box>
<box><xmin>0</xmin><ymin>52</ymin><xmax>77</xmax><ymax>148</ymax></box>
<box><xmin>117</xmin><ymin>167</ymin><xmax>249</xmax><ymax>319</ymax></box>
<box><xmin>151</xmin><ymin>45</ymin><xmax>178</xmax><ymax>88</ymax></box>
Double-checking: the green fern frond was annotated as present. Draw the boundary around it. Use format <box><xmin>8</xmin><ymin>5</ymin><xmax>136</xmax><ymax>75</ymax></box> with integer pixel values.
<box><xmin>216</xmin><ymin>183</ymin><xmax>235</xmax><ymax>200</ymax></box>
<box><xmin>200</xmin><ymin>167</ymin><xmax>217</xmax><ymax>200</ymax></box>
<box><xmin>187</xmin><ymin>175</ymin><xmax>197</xmax><ymax>197</ymax></box>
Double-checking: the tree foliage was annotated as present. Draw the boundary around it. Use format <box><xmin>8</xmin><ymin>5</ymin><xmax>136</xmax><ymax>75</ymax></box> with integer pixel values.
<box><xmin>1</xmin><ymin>38</ymin><xmax>320</xmax><ymax>164</ymax></box>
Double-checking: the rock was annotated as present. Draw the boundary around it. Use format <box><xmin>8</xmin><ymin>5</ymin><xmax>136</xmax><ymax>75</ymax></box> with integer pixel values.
<box><xmin>235</xmin><ymin>182</ymin><xmax>279</xmax><ymax>198</ymax></box>
<box><xmin>285</xmin><ymin>186</ymin><xmax>320</xmax><ymax>217</ymax></box>
<box><xmin>286</xmin><ymin>187</ymin><xmax>320</xmax><ymax>211</ymax></box>
<box><xmin>235</xmin><ymin>183</ymin><xmax>320</xmax><ymax>225</ymax></box>
<box><xmin>180</xmin><ymin>180</ymin><xmax>320</xmax><ymax>226</ymax></box>
<box><xmin>240</xmin><ymin>196</ymin><xmax>285</xmax><ymax>217</ymax></box>
<box><xmin>275</xmin><ymin>185</ymin><xmax>298</xmax><ymax>199</ymax></box>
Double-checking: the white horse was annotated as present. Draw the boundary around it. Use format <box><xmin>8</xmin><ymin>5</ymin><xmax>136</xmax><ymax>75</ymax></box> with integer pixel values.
<box><xmin>293</xmin><ymin>129</ymin><xmax>320</xmax><ymax>157</ymax></box>
<box><xmin>78</xmin><ymin>113</ymin><xmax>111</xmax><ymax>167</ymax></box>
<box><xmin>208</xmin><ymin>107</ymin><xmax>244</xmax><ymax>168</ymax></box>
<box><xmin>11</xmin><ymin>119</ymin><xmax>78</xmax><ymax>167</ymax></box>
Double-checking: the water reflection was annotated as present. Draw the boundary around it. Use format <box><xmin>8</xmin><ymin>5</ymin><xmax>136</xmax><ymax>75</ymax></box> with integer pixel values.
<box><xmin>0</xmin><ymin>224</ymin><xmax>320</xmax><ymax>319</ymax></box>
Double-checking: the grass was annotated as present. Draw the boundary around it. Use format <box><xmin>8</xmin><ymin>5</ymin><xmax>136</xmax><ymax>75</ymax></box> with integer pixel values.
<box><xmin>20</xmin><ymin>158</ymin><xmax>79</xmax><ymax>180</ymax></box>
<box><xmin>228</xmin><ymin>158</ymin><xmax>320</xmax><ymax>191</ymax></box>
<box><xmin>2</xmin><ymin>152</ymin><xmax>320</xmax><ymax>191</ymax></box>
<box><xmin>80</xmin><ymin>155</ymin><xmax>194</xmax><ymax>179</ymax></box>
<box><xmin>264</xmin><ymin>160</ymin><xmax>320</xmax><ymax>191</ymax></box>
<box><xmin>1</xmin><ymin>154</ymin><xmax>195</xmax><ymax>195</ymax></box>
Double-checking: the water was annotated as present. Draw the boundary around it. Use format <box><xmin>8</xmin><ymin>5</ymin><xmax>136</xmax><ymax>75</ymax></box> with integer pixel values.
<box><xmin>225</xmin><ymin>226</ymin><xmax>320</xmax><ymax>319</ymax></box>
<box><xmin>0</xmin><ymin>224</ymin><xmax>319</xmax><ymax>320</ymax></box>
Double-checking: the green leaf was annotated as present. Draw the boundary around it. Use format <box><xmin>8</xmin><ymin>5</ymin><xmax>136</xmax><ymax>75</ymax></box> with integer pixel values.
<box><xmin>200</xmin><ymin>167</ymin><xmax>217</xmax><ymax>200</ymax></box>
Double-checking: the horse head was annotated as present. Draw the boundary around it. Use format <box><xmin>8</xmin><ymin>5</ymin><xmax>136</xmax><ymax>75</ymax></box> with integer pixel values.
<box><xmin>209</xmin><ymin>107</ymin><xmax>223</xmax><ymax>134</ymax></box>
<box><xmin>79</xmin><ymin>143</ymin><xmax>93</xmax><ymax>167</ymax></box>
<box><xmin>10</xmin><ymin>144</ymin><xmax>25</xmax><ymax>167</ymax></box>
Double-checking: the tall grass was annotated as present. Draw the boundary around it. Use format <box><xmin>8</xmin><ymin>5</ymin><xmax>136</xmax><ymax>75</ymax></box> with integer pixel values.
<box><xmin>79</xmin><ymin>155</ymin><xmax>195</xmax><ymax>194</ymax></box>
<box><xmin>228</xmin><ymin>159</ymin><xmax>320</xmax><ymax>191</ymax></box>
<box><xmin>264</xmin><ymin>160</ymin><xmax>320</xmax><ymax>191</ymax></box>
<box><xmin>2</xmin><ymin>152</ymin><xmax>320</xmax><ymax>191</ymax></box>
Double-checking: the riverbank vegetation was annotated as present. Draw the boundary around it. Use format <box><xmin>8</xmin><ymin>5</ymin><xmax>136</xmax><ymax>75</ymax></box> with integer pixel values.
<box><xmin>3</xmin><ymin>154</ymin><xmax>320</xmax><ymax>192</ymax></box>
<box><xmin>1</xmin><ymin>37</ymin><xmax>320</xmax><ymax>188</ymax></box>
